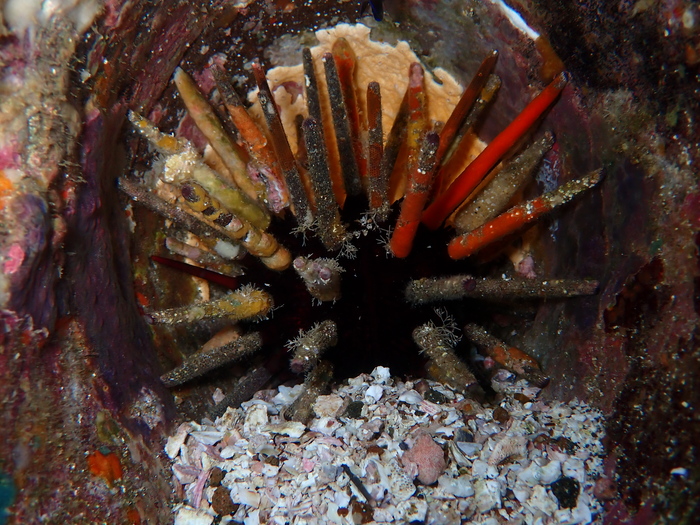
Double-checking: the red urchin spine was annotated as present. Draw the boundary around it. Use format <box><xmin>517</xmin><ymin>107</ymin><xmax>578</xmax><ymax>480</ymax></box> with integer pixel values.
<box><xmin>422</xmin><ymin>73</ymin><xmax>568</xmax><ymax>230</ymax></box>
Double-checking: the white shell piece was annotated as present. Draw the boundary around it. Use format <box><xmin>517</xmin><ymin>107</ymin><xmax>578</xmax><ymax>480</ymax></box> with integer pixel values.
<box><xmin>334</xmin><ymin>489</ymin><xmax>351</xmax><ymax>508</ymax></box>
<box><xmin>549</xmin><ymin>447</ymin><xmax>570</xmax><ymax>463</ymax></box>
<box><xmin>472</xmin><ymin>459</ymin><xmax>499</xmax><ymax>479</ymax></box>
<box><xmin>272</xmin><ymin>384</ymin><xmax>303</xmax><ymax>405</ymax></box>
<box><xmin>263</xmin><ymin>421</ymin><xmax>306</xmax><ymax>437</ymax></box>
<box><xmin>522</xmin><ymin>386</ymin><xmax>542</xmax><ymax>399</ymax></box>
<box><xmin>364</xmin><ymin>384</ymin><xmax>384</xmax><ymax>402</ymax></box>
<box><xmin>242</xmin><ymin>509</ymin><xmax>260</xmax><ymax>525</ymax></box>
<box><xmin>313</xmin><ymin>394</ymin><xmax>345</xmax><ymax>417</ymax></box>
<box><xmin>243</xmin><ymin>403</ymin><xmax>268</xmax><ymax>431</ymax></box>
<box><xmin>420</xmin><ymin>399</ymin><xmax>441</xmax><ymax>415</ymax></box>
<box><xmin>212</xmin><ymin>388</ymin><xmax>225</xmax><ymax>404</ymax></box>
<box><xmin>438</xmin><ymin>474</ymin><xmax>475</xmax><ymax>497</ymax></box>
<box><xmin>219</xmin><ymin>446</ymin><xmax>237</xmax><ymax>459</ymax></box>
<box><xmin>552</xmin><ymin>404</ymin><xmax>573</xmax><ymax>418</ymax></box>
<box><xmin>173</xmin><ymin>464</ymin><xmax>199</xmax><ymax>485</ymax></box>
<box><xmin>398</xmin><ymin>389</ymin><xmax>423</xmax><ymax>405</ymax></box>
<box><xmin>540</xmin><ymin>460</ymin><xmax>562</xmax><ymax>484</ymax></box>
<box><xmin>474</xmin><ymin>478</ymin><xmax>502</xmax><ymax>513</ymax></box>
<box><xmin>236</xmin><ymin>489</ymin><xmax>261</xmax><ymax>508</ymax></box>
<box><xmin>173</xmin><ymin>505</ymin><xmax>215</xmax><ymax>525</ymax></box>
<box><xmin>448</xmin><ymin>441</ymin><xmax>470</xmax><ymax>467</ymax></box>
<box><xmin>555</xmin><ymin>499</ymin><xmax>593</xmax><ymax>525</ymax></box>
<box><xmin>372</xmin><ymin>506</ymin><xmax>396</xmax><ymax>522</ymax></box>
<box><xmin>214</xmin><ymin>407</ymin><xmax>239</xmax><ymax>428</ymax></box>
<box><xmin>325</xmin><ymin>502</ymin><xmax>345</xmax><ymax>524</ymax></box>
<box><xmin>512</xmin><ymin>483</ymin><xmax>531</xmax><ymax>504</ymax></box>
<box><xmin>518</xmin><ymin>461</ymin><xmax>545</xmax><ymax>487</ymax></box>
<box><xmin>309</xmin><ymin>417</ymin><xmax>341</xmax><ymax>435</ymax></box>
<box><xmin>190</xmin><ymin>431</ymin><xmax>224</xmax><ymax>446</ymax></box>
<box><xmin>572</xmin><ymin>495</ymin><xmax>594</xmax><ymax>524</ymax></box>
<box><xmin>456</xmin><ymin>441</ymin><xmax>482</xmax><ymax>456</ymax></box>
<box><xmin>388</xmin><ymin>459</ymin><xmax>416</xmax><ymax>501</ymax></box>
<box><xmin>563</xmin><ymin>457</ymin><xmax>586</xmax><ymax>483</ymax></box>
<box><xmin>527</xmin><ymin>485</ymin><xmax>558</xmax><ymax>516</ymax></box>
<box><xmin>371</xmin><ymin>366</ymin><xmax>392</xmax><ymax>383</ymax></box>
<box><xmin>488</xmin><ymin>435</ymin><xmax>527</xmax><ymax>465</ymax></box>
<box><xmin>481</xmin><ymin>422</ymin><xmax>501</xmax><ymax>435</ymax></box>
<box><xmin>261</xmin><ymin>463</ymin><xmax>280</xmax><ymax>477</ymax></box>
<box><xmin>166</xmin><ymin>423</ymin><xmax>191</xmax><ymax>459</ymax></box>
<box><xmin>434</xmin><ymin>426</ymin><xmax>455</xmax><ymax>437</ymax></box>
<box><xmin>402</xmin><ymin>497</ymin><xmax>428</xmax><ymax>521</ymax></box>
<box><xmin>223</xmin><ymin>465</ymin><xmax>251</xmax><ymax>484</ymax></box>
<box><xmin>442</xmin><ymin>410</ymin><xmax>461</xmax><ymax>426</ymax></box>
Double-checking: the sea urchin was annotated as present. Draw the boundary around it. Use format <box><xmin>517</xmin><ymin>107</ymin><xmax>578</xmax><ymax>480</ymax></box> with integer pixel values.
<box><xmin>120</xmin><ymin>23</ymin><xmax>601</xmax><ymax>415</ymax></box>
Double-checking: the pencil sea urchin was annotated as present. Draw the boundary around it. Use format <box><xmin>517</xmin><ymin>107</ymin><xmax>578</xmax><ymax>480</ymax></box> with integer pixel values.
<box><xmin>120</xmin><ymin>23</ymin><xmax>601</xmax><ymax>412</ymax></box>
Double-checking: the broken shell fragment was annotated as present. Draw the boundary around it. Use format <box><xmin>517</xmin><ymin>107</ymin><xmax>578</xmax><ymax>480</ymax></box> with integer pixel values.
<box><xmin>167</xmin><ymin>366</ymin><xmax>606</xmax><ymax>523</ymax></box>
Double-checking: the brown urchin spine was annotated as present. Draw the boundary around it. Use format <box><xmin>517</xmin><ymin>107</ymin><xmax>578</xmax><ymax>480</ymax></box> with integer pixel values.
<box><xmin>210</xmin><ymin>366</ymin><xmax>273</xmax><ymax>419</ymax></box>
<box><xmin>464</xmin><ymin>323</ymin><xmax>550</xmax><ymax>387</ymax></box>
<box><xmin>405</xmin><ymin>275</ymin><xmax>599</xmax><ymax>304</ymax></box>
<box><xmin>288</xmin><ymin>320</ymin><xmax>338</xmax><ymax>373</ymax></box>
<box><xmin>161</xmin><ymin>332</ymin><xmax>263</xmax><ymax>387</ymax></box>
<box><xmin>453</xmin><ymin>132</ymin><xmax>555</xmax><ymax>234</ymax></box>
<box><xmin>146</xmin><ymin>287</ymin><xmax>272</xmax><ymax>325</ymax></box>
<box><xmin>412</xmin><ymin>322</ymin><xmax>482</xmax><ymax>397</ymax></box>
<box><xmin>292</xmin><ymin>256</ymin><xmax>343</xmax><ymax>303</ymax></box>
<box><xmin>284</xmin><ymin>360</ymin><xmax>334</xmax><ymax>423</ymax></box>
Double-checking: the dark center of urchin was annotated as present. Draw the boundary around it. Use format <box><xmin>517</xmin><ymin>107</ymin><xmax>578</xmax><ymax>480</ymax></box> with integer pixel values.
<box><xmin>250</xmin><ymin>194</ymin><xmax>485</xmax><ymax>381</ymax></box>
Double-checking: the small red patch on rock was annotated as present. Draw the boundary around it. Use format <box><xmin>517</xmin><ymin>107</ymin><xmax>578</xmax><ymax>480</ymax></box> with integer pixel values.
<box><xmin>401</xmin><ymin>431</ymin><xmax>446</xmax><ymax>485</ymax></box>
<box><xmin>87</xmin><ymin>450</ymin><xmax>123</xmax><ymax>485</ymax></box>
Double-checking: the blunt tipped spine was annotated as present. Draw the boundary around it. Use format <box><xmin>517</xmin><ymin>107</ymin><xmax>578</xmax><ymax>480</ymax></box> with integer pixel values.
<box><xmin>366</xmin><ymin>81</ymin><xmax>386</xmax><ymax>215</ymax></box>
<box><xmin>434</xmin><ymin>74</ymin><xmax>502</xmax><ymax>196</ymax></box>
<box><xmin>406</xmin><ymin>275</ymin><xmax>599</xmax><ymax>304</ymax></box>
<box><xmin>161</xmin><ymin>332</ymin><xmax>263</xmax><ymax>387</ymax></box>
<box><xmin>322</xmin><ymin>52</ymin><xmax>362</xmax><ymax>197</ymax></box>
<box><xmin>173</xmin><ymin>68</ymin><xmax>262</xmax><ymax>202</ymax></box>
<box><xmin>301</xmin><ymin>117</ymin><xmax>347</xmax><ymax>251</ymax></box>
<box><xmin>412</xmin><ymin>322</ymin><xmax>481</xmax><ymax>396</ymax></box>
<box><xmin>422</xmin><ymin>73</ymin><xmax>568</xmax><ymax>230</ymax></box>
<box><xmin>389</xmin><ymin>131</ymin><xmax>439</xmax><ymax>258</ymax></box>
<box><xmin>303</xmin><ymin>48</ymin><xmax>324</xmax><ymax>126</ymax></box>
<box><xmin>212</xmin><ymin>66</ymin><xmax>290</xmax><ymax>213</ymax></box>
<box><xmin>293</xmin><ymin>256</ymin><xmax>343</xmax><ymax>302</ymax></box>
<box><xmin>252</xmin><ymin>60</ymin><xmax>313</xmax><ymax>229</ymax></box>
<box><xmin>453</xmin><ymin>132</ymin><xmax>555</xmax><ymax>234</ymax></box>
<box><xmin>284</xmin><ymin>360</ymin><xmax>334</xmax><ymax>423</ymax></box>
<box><xmin>434</xmin><ymin>51</ymin><xmax>498</xmax><ymax>169</ymax></box>
<box><xmin>379</xmin><ymin>88</ymin><xmax>409</xmax><ymax>210</ymax></box>
<box><xmin>464</xmin><ymin>323</ymin><xmax>550</xmax><ymax>387</ymax></box>
<box><xmin>146</xmin><ymin>287</ymin><xmax>273</xmax><ymax>325</ymax></box>
<box><xmin>448</xmin><ymin>169</ymin><xmax>603</xmax><ymax>260</ymax></box>
<box><xmin>332</xmin><ymin>38</ymin><xmax>366</xmax><ymax>182</ymax></box>
<box><xmin>288</xmin><ymin>320</ymin><xmax>338</xmax><ymax>373</ymax></box>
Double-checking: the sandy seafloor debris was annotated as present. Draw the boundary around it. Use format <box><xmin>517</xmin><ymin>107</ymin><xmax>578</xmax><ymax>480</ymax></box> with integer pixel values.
<box><xmin>167</xmin><ymin>367</ymin><xmax>606</xmax><ymax>524</ymax></box>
